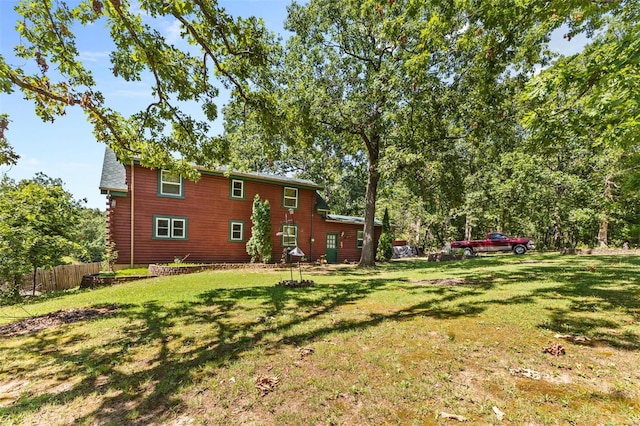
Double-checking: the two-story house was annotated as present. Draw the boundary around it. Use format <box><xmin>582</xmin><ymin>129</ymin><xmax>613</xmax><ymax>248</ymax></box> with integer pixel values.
<box><xmin>99</xmin><ymin>148</ymin><xmax>381</xmax><ymax>267</ymax></box>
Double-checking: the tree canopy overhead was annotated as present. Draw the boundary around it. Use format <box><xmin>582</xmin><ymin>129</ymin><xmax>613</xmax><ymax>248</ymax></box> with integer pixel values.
<box><xmin>0</xmin><ymin>0</ymin><xmax>278</xmax><ymax>179</ymax></box>
<box><xmin>520</xmin><ymin>2</ymin><xmax>640</xmax><ymax>247</ymax></box>
<box><xmin>242</xmin><ymin>0</ymin><xmax>624</xmax><ymax>265</ymax></box>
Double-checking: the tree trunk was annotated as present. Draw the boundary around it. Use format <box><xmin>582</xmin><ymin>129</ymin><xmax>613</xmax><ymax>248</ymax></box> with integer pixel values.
<box><xmin>598</xmin><ymin>174</ymin><xmax>615</xmax><ymax>248</ymax></box>
<box><xmin>553</xmin><ymin>207</ymin><xmax>563</xmax><ymax>249</ymax></box>
<box><xmin>32</xmin><ymin>267</ymin><xmax>37</xmax><ymax>296</ymax></box>
<box><xmin>358</xmin><ymin>163</ymin><xmax>380</xmax><ymax>267</ymax></box>
<box><xmin>464</xmin><ymin>217</ymin><xmax>472</xmax><ymax>241</ymax></box>
<box><xmin>598</xmin><ymin>219</ymin><xmax>608</xmax><ymax>248</ymax></box>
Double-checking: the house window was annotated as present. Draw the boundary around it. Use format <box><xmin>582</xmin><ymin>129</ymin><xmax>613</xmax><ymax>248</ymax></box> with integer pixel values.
<box><xmin>356</xmin><ymin>230</ymin><xmax>364</xmax><ymax>249</ymax></box>
<box><xmin>230</xmin><ymin>179</ymin><xmax>244</xmax><ymax>199</ymax></box>
<box><xmin>281</xmin><ymin>224</ymin><xmax>298</xmax><ymax>247</ymax></box>
<box><xmin>283</xmin><ymin>187</ymin><xmax>298</xmax><ymax>209</ymax></box>
<box><xmin>159</xmin><ymin>170</ymin><xmax>183</xmax><ymax>197</ymax></box>
<box><xmin>229</xmin><ymin>221</ymin><xmax>245</xmax><ymax>242</ymax></box>
<box><xmin>153</xmin><ymin>216</ymin><xmax>188</xmax><ymax>239</ymax></box>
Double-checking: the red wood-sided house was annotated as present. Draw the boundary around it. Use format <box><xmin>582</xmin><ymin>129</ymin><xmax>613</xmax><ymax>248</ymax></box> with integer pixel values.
<box><xmin>99</xmin><ymin>148</ymin><xmax>381</xmax><ymax>267</ymax></box>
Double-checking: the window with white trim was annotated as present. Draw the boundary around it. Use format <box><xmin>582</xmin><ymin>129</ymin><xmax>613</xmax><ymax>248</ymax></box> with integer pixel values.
<box><xmin>282</xmin><ymin>225</ymin><xmax>298</xmax><ymax>247</ymax></box>
<box><xmin>159</xmin><ymin>170</ymin><xmax>183</xmax><ymax>197</ymax></box>
<box><xmin>154</xmin><ymin>216</ymin><xmax>187</xmax><ymax>239</ymax></box>
<box><xmin>283</xmin><ymin>187</ymin><xmax>298</xmax><ymax>209</ymax></box>
<box><xmin>230</xmin><ymin>179</ymin><xmax>244</xmax><ymax>199</ymax></box>
<box><xmin>356</xmin><ymin>230</ymin><xmax>364</xmax><ymax>248</ymax></box>
<box><xmin>229</xmin><ymin>221</ymin><xmax>245</xmax><ymax>242</ymax></box>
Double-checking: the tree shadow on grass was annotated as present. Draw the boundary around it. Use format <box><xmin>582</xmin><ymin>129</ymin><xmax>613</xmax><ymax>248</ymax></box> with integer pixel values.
<box><xmin>0</xmin><ymin>272</ymin><xmax>487</xmax><ymax>424</ymax></box>
<box><xmin>448</xmin><ymin>254</ymin><xmax>640</xmax><ymax>350</ymax></box>
<box><xmin>394</xmin><ymin>253</ymin><xmax>640</xmax><ymax>350</ymax></box>
<box><xmin>529</xmin><ymin>259</ymin><xmax>640</xmax><ymax>350</ymax></box>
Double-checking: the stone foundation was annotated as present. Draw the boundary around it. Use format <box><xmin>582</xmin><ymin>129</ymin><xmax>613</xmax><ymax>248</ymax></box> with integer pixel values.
<box><xmin>148</xmin><ymin>263</ymin><xmax>284</xmax><ymax>276</ymax></box>
<box><xmin>80</xmin><ymin>274</ymin><xmax>154</xmax><ymax>289</ymax></box>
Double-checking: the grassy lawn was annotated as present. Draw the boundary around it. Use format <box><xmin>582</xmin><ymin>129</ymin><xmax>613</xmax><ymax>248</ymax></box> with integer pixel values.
<box><xmin>1</xmin><ymin>253</ymin><xmax>638</xmax><ymax>425</ymax></box>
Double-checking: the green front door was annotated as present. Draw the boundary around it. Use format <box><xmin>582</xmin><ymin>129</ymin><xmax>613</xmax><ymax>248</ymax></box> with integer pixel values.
<box><xmin>326</xmin><ymin>233</ymin><xmax>338</xmax><ymax>263</ymax></box>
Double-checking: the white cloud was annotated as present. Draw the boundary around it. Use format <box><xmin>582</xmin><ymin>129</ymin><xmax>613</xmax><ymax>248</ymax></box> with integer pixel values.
<box><xmin>16</xmin><ymin>156</ymin><xmax>42</xmax><ymax>170</ymax></box>
<box><xmin>129</xmin><ymin>1</ymin><xmax>148</xmax><ymax>18</ymax></box>
<box><xmin>163</xmin><ymin>19</ymin><xmax>183</xmax><ymax>44</ymax></box>
<box><xmin>79</xmin><ymin>50</ymin><xmax>110</xmax><ymax>62</ymax></box>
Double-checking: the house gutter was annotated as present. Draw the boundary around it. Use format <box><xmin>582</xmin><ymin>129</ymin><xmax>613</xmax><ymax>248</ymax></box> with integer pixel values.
<box><xmin>106</xmin><ymin>190</ymin><xmax>112</xmax><ymax>248</ymax></box>
<box><xmin>310</xmin><ymin>197</ymin><xmax>314</xmax><ymax>262</ymax></box>
<box><xmin>130</xmin><ymin>160</ymin><xmax>135</xmax><ymax>268</ymax></box>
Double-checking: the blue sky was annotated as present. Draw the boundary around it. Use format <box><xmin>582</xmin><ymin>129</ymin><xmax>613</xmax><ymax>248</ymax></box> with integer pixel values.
<box><xmin>0</xmin><ymin>1</ymin><xmax>587</xmax><ymax>210</ymax></box>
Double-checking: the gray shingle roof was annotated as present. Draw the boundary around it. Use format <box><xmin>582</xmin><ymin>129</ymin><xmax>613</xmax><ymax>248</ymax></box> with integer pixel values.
<box><xmin>213</xmin><ymin>167</ymin><xmax>322</xmax><ymax>190</ymax></box>
<box><xmin>326</xmin><ymin>214</ymin><xmax>383</xmax><ymax>226</ymax></box>
<box><xmin>98</xmin><ymin>147</ymin><xmax>323</xmax><ymax>193</ymax></box>
<box><xmin>99</xmin><ymin>147</ymin><xmax>128</xmax><ymax>193</ymax></box>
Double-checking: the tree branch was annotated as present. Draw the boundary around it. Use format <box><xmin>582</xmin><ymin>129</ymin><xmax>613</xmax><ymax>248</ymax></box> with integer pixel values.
<box><xmin>171</xmin><ymin>13</ymin><xmax>249</xmax><ymax>101</ymax></box>
<box><xmin>7</xmin><ymin>71</ymin><xmax>134</xmax><ymax>154</ymax></box>
<box><xmin>109</xmin><ymin>2</ymin><xmax>166</xmax><ymax>102</ymax></box>
<box><xmin>193</xmin><ymin>0</ymin><xmax>255</xmax><ymax>57</ymax></box>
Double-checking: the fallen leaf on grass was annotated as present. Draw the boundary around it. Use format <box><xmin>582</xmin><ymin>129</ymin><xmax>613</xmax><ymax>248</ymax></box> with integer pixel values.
<box><xmin>543</xmin><ymin>342</ymin><xmax>565</xmax><ymax>356</ymax></box>
<box><xmin>255</xmin><ymin>375</ymin><xmax>279</xmax><ymax>396</ymax></box>
<box><xmin>493</xmin><ymin>406</ymin><xmax>505</xmax><ymax>421</ymax></box>
<box><xmin>297</xmin><ymin>346</ymin><xmax>315</xmax><ymax>358</ymax></box>
<box><xmin>439</xmin><ymin>412</ymin><xmax>467</xmax><ymax>422</ymax></box>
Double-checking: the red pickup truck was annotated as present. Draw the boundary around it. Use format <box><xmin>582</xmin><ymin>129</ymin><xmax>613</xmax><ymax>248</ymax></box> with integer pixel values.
<box><xmin>448</xmin><ymin>232</ymin><xmax>535</xmax><ymax>256</ymax></box>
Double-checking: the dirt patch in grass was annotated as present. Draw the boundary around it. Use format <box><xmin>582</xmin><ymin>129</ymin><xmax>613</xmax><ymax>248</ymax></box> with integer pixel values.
<box><xmin>411</xmin><ymin>277</ymin><xmax>485</xmax><ymax>286</ymax></box>
<box><xmin>0</xmin><ymin>305</ymin><xmax>120</xmax><ymax>337</ymax></box>
<box><xmin>0</xmin><ymin>380</ymin><xmax>30</xmax><ymax>407</ymax></box>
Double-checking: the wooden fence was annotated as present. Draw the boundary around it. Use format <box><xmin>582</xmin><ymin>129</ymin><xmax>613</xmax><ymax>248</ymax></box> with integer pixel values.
<box><xmin>22</xmin><ymin>263</ymin><xmax>101</xmax><ymax>294</ymax></box>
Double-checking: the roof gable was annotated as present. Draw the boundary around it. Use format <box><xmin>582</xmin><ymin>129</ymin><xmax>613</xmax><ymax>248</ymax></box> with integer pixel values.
<box><xmin>99</xmin><ymin>148</ymin><xmax>128</xmax><ymax>193</ymax></box>
<box><xmin>315</xmin><ymin>192</ymin><xmax>330</xmax><ymax>212</ymax></box>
